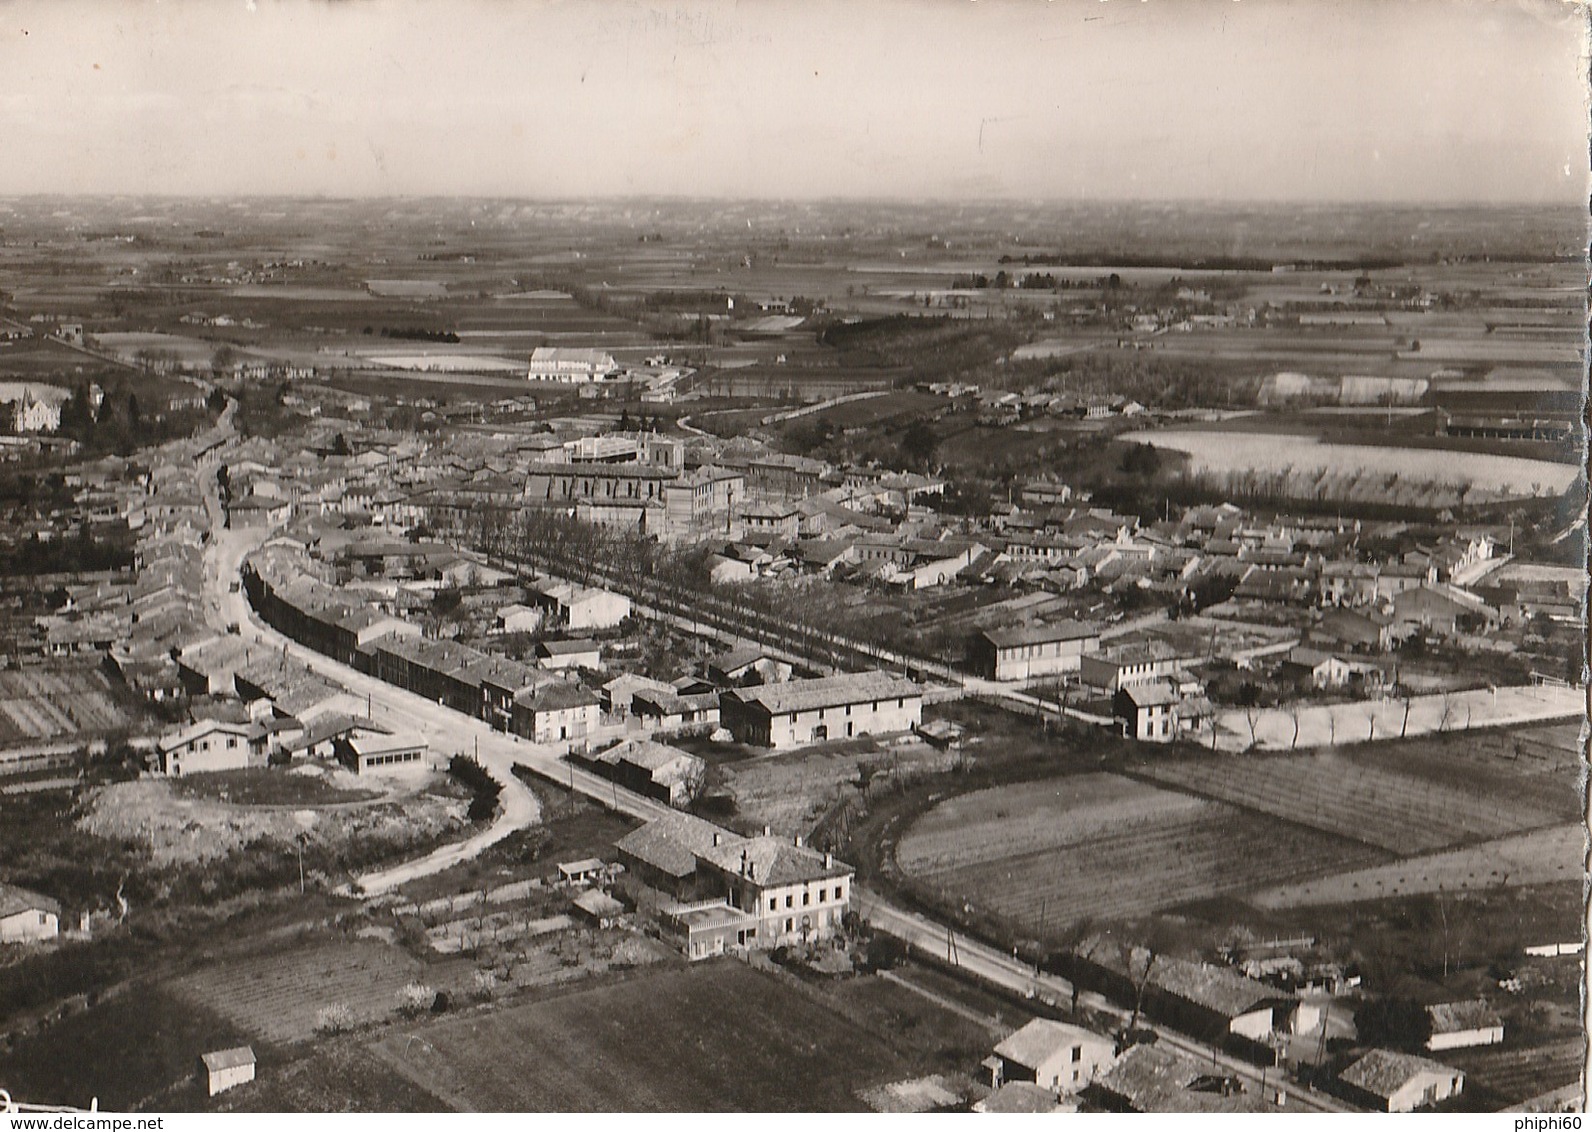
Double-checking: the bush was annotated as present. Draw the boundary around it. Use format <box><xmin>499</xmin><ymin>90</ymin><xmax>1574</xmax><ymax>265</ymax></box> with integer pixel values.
<box><xmin>449</xmin><ymin>755</ymin><xmax>502</xmax><ymax>823</ymax></box>
<box><xmin>430</xmin><ymin>990</ymin><xmax>451</xmax><ymax>1014</ymax></box>
<box><xmin>863</xmin><ymin>935</ymin><xmax>907</xmax><ymax>972</ymax></box>
<box><xmin>395</xmin><ymin>982</ymin><xmax>436</xmax><ymax>1018</ymax></box>
<box><xmin>315</xmin><ymin>1003</ymin><xmax>355</xmax><ymax>1034</ymax></box>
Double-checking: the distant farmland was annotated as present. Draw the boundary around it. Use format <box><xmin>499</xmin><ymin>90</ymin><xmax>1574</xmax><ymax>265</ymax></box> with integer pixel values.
<box><xmin>1123</xmin><ymin>428</ymin><xmax>1579</xmax><ymax>505</ymax></box>
<box><xmin>894</xmin><ymin>774</ymin><xmax>1387</xmax><ymax>935</ymax></box>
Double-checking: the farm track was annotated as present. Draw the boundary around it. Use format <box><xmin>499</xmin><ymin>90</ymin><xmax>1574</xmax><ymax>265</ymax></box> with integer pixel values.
<box><xmin>1132</xmin><ymin>752</ymin><xmax>1562</xmax><ymax>855</ymax></box>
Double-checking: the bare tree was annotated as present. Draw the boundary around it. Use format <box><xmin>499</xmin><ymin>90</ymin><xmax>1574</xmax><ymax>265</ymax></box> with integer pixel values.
<box><xmin>1437</xmin><ymin>691</ymin><xmax>1456</xmax><ymax>733</ymax></box>
<box><xmin>1398</xmin><ymin>691</ymin><xmax>1414</xmax><ymax>739</ymax></box>
<box><xmin>1286</xmin><ymin>704</ymin><xmax>1302</xmax><ymax>750</ymax></box>
<box><xmin>1242</xmin><ymin>705</ymin><xmax>1262</xmax><ymax>751</ymax></box>
<box><xmin>1362</xmin><ymin>702</ymin><xmax>1379</xmax><ymax>741</ymax></box>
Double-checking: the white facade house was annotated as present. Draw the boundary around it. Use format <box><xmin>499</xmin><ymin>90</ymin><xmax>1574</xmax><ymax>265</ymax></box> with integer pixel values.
<box><xmin>526</xmin><ymin>347</ymin><xmax>619</xmax><ymax>384</ymax></box>
<box><xmin>718</xmin><ymin>671</ymin><xmax>923</xmax><ymax>750</ymax></box>
<box><xmin>0</xmin><ymin>884</ymin><xmax>61</xmax><ymax>944</ymax></box>
<box><xmin>1340</xmin><ymin>1049</ymin><xmax>1464</xmax><ymax>1112</ymax></box>
<box><xmin>157</xmin><ymin>719</ymin><xmax>263</xmax><ymax>776</ymax></box>
<box><xmin>990</xmin><ymin>1019</ymin><xmax>1117</xmax><ymax>1095</ymax></box>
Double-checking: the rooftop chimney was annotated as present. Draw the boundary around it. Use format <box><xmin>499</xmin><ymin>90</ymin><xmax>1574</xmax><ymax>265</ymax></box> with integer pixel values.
<box><xmin>712</xmin><ymin>832</ymin><xmax>721</xmax><ymax>847</ymax></box>
<box><xmin>763</xmin><ymin>825</ymin><xmax>771</xmax><ymax>837</ymax></box>
<box><xmin>793</xmin><ymin>834</ymin><xmax>803</xmax><ymax>849</ymax></box>
<box><xmin>824</xmin><ymin>852</ymin><xmax>834</xmax><ymax>869</ymax></box>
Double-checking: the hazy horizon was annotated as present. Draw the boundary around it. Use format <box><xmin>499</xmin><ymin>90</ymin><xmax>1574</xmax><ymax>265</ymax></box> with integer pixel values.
<box><xmin>2</xmin><ymin>0</ymin><xmax>1586</xmax><ymax>205</ymax></box>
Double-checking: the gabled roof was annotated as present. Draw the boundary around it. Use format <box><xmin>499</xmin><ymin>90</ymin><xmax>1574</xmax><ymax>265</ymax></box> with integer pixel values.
<box><xmin>994</xmin><ymin>1019</ymin><xmax>1111</xmax><ymax>1071</ymax></box>
<box><xmin>0</xmin><ymin>883</ymin><xmax>61</xmax><ymax>919</ymax></box>
<box><xmin>981</xmin><ymin>620</ymin><xmax>1100</xmax><ymax>650</ymax></box>
<box><xmin>726</xmin><ymin>670</ymin><xmax>922</xmax><ymax>716</ymax></box>
<box><xmin>515</xmin><ymin>681</ymin><xmax>600</xmax><ymax>712</ymax></box>
<box><xmin>157</xmin><ymin>718</ymin><xmax>257</xmax><ymax>754</ymax></box>
<box><xmin>695</xmin><ymin>834</ymin><xmax>851</xmax><ymax>887</ymax></box>
<box><xmin>615</xmin><ymin>812</ymin><xmax>741</xmax><ymax>878</ymax></box>
<box><xmin>1427</xmin><ymin>999</ymin><xmax>1504</xmax><ymax>1034</ymax></box>
<box><xmin>1092</xmin><ymin>1044</ymin><xmax>1271</xmax><ymax>1113</ymax></box>
<box><xmin>1340</xmin><ymin>1049</ymin><xmax>1462</xmax><ymax>1097</ymax></box>
<box><xmin>200</xmin><ymin>1047</ymin><xmax>256</xmax><ymax>1073</ymax></box>
<box><xmin>1149</xmin><ymin>957</ymin><xmax>1289</xmax><ymax>1017</ymax></box>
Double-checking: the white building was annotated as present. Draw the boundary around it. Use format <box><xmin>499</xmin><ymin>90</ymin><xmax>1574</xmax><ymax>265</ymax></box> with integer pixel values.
<box><xmin>1340</xmin><ymin>1049</ymin><xmax>1464</xmax><ymax>1112</ymax></box>
<box><xmin>0</xmin><ymin>383</ymin><xmax>69</xmax><ymax>433</ymax></box>
<box><xmin>989</xmin><ymin>1019</ymin><xmax>1116</xmax><ymax>1095</ymax></box>
<box><xmin>0</xmin><ymin>884</ymin><xmax>60</xmax><ymax>943</ymax></box>
<box><xmin>527</xmin><ymin>347</ymin><xmax>619</xmax><ymax>384</ymax></box>
<box><xmin>157</xmin><ymin>719</ymin><xmax>264</xmax><ymax>776</ymax></box>
<box><xmin>1426</xmin><ymin>1001</ymin><xmax>1506</xmax><ymax>1052</ymax></box>
<box><xmin>718</xmin><ymin>670</ymin><xmax>923</xmax><ymax>750</ymax></box>
<box><xmin>335</xmin><ymin>730</ymin><xmax>429</xmax><ymax>777</ymax></box>
<box><xmin>200</xmin><ymin>1047</ymin><xmax>256</xmax><ymax>1097</ymax></box>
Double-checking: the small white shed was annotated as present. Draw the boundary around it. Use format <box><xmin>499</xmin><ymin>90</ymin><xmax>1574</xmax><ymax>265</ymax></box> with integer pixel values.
<box><xmin>200</xmin><ymin>1046</ymin><xmax>256</xmax><ymax>1096</ymax></box>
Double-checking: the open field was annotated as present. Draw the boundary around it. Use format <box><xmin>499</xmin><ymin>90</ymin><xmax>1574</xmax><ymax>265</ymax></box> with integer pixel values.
<box><xmin>0</xmin><ymin>666</ymin><xmax>133</xmax><ymax>747</ymax></box>
<box><xmin>1123</xmin><ymin>428</ymin><xmax>1579</xmax><ymax>504</ymax></box>
<box><xmin>369</xmin><ymin>961</ymin><xmax>921</xmax><ymax>1111</ymax></box>
<box><xmin>209</xmin><ymin>1040</ymin><xmax>446</xmax><ymax>1113</ymax></box>
<box><xmin>1249</xmin><ymin>823</ymin><xmax>1583</xmax><ymax>908</ymax></box>
<box><xmin>895</xmin><ymin>774</ymin><xmax>1389</xmax><ymax>932</ymax></box>
<box><xmin>170</xmin><ymin>765</ymin><xmax>381</xmax><ymax>807</ymax></box>
<box><xmin>1134</xmin><ymin>738</ymin><xmax>1576</xmax><ymax>856</ymax></box>
<box><xmin>1212</xmin><ymin>683</ymin><xmax>1584</xmax><ymax>752</ymax></box>
<box><xmin>0</xmin><ymin>981</ymin><xmax>249</xmax><ymax>1112</ymax></box>
<box><xmin>166</xmin><ymin>939</ymin><xmax>449</xmax><ymax>1045</ymax></box>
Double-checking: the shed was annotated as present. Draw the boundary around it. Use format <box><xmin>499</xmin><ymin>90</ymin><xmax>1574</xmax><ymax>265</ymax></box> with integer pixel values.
<box><xmin>570</xmin><ymin>887</ymin><xmax>625</xmax><ymax>927</ymax></box>
<box><xmin>557</xmin><ymin>858</ymin><xmax>607</xmax><ymax>886</ymax></box>
<box><xmin>199</xmin><ymin>1046</ymin><xmax>256</xmax><ymax>1096</ymax></box>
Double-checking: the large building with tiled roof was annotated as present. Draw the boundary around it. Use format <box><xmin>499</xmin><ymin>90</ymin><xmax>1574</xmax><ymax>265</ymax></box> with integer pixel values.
<box><xmin>718</xmin><ymin>669</ymin><xmax>923</xmax><ymax>749</ymax></box>
<box><xmin>614</xmin><ymin>814</ymin><xmax>855</xmax><ymax>956</ymax></box>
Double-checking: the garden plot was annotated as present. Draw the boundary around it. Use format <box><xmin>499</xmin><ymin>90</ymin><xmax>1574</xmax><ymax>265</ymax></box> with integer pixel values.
<box><xmin>1249</xmin><ymin>823</ymin><xmax>1583</xmax><ymax>908</ymax></box>
<box><xmin>896</xmin><ymin>774</ymin><xmax>1388</xmax><ymax>934</ymax></box>
<box><xmin>1136</xmin><ymin>745</ymin><xmax>1574</xmax><ymax>855</ymax></box>
<box><xmin>166</xmin><ymin>940</ymin><xmax>442</xmax><ymax>1044</ymax></box>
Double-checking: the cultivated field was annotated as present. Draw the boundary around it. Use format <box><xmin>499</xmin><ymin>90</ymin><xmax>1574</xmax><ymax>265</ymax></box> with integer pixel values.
<box><xmin>1249</xmin><ymin>823</ymin><xmax>1583</xmax><ymax>908</ymax></box>
<box><xmin>1134</xmin><ymin>743</ymin><xmax>1572</xmax><ymax>855</ymax></box>
<box><xmin>1448</xmin><ymin>1038</ymin><xmax>1587</xmax><ymax>1108</ymax></box>
<box><xmin>369</xmin><ymin>961</ymin><xmax>917</xmax><ymax>1111</ymax></box>
<box><xmin>1122</xmin><ymin>428</ymin><xmax>1579</xmax><ymax>504</ymax></box>
<box><xmin>166</xmin><ymin>940</ymin><xmax>446</xmax><ymax>1044</ymax></box>
<box><xmin>0</xmin><ymin>667</ymin><xmax>130</xmax><ymax>747</ymax></box>
<box><xmin>895</xmin><ymin>774</ymin><xmax>1388</xmax><ymax>932</ymax></box>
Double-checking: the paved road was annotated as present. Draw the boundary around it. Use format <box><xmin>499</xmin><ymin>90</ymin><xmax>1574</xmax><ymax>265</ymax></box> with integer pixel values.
<box><xmin>855</xmin><ymin>887</ymin><xmax>1357</xmax><ymax>1113</ymax></box>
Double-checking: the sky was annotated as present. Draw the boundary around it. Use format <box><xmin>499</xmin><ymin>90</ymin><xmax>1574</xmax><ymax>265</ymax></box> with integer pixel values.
<box><xmin>0</xmin><ymin>0</ymin><xmax>1586</xmax><ymax>203</ymax></box>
